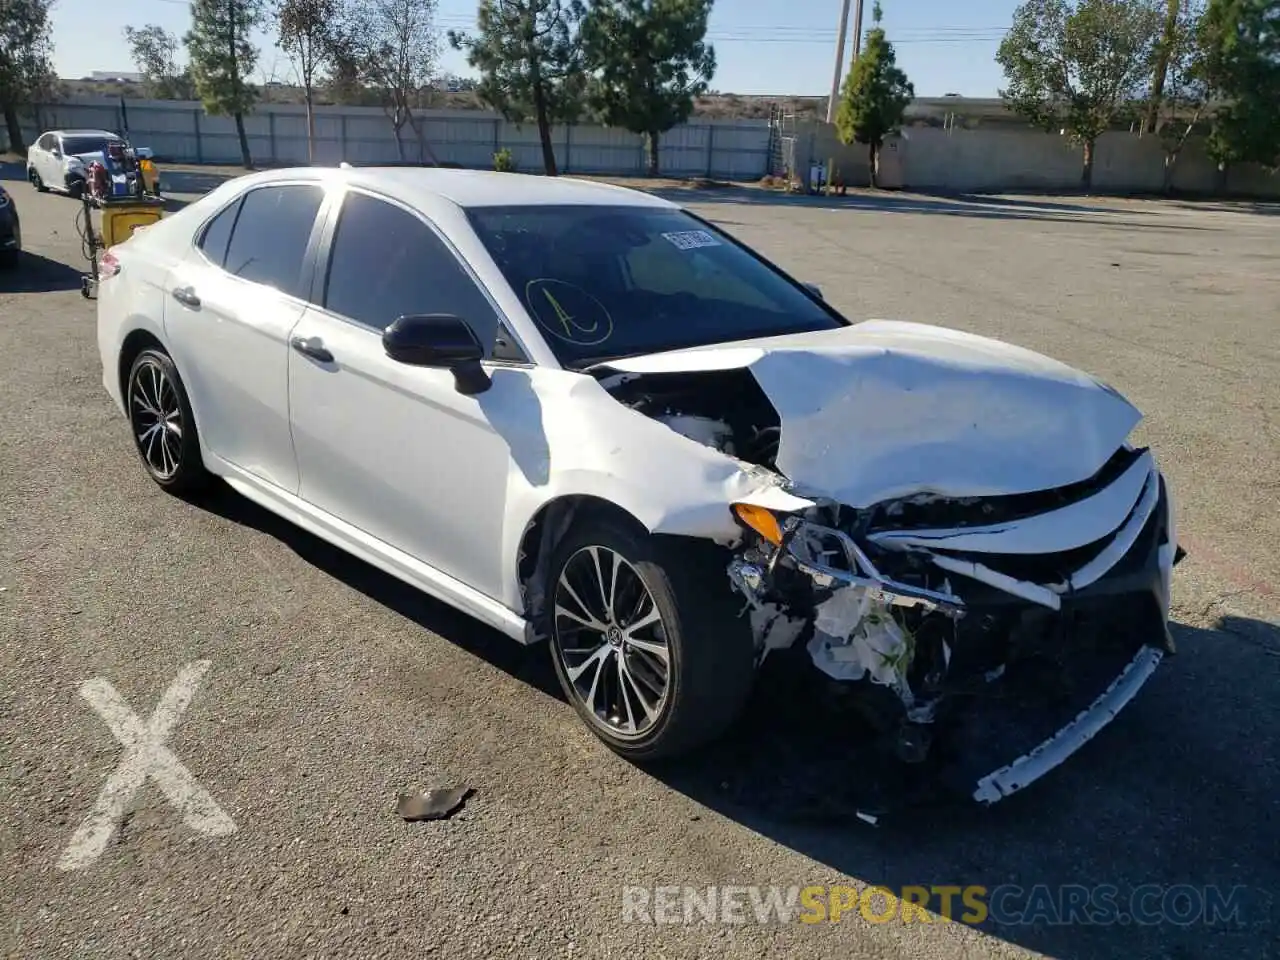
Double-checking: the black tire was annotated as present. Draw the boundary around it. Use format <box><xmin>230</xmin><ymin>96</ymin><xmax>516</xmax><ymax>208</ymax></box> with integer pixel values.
<box><xmin>66</xmin><ymin>177</ymin><xmax>84</xmax><ymax>199</ymax></box>
<box><xmin>0</xmin><ymin>249</ymin><xmax>17</xmax><ymax>269</ymax></box>
<box><xmin>546</xmin><ymin>516</ymin><xmax>756</xmax><ymax>762</ymax></box>
<box><xmin>28</xmin><ymin>167</ymin><xmax>48</xmax><ymax>192</ymax></box>
<box><xmin>125</xmin><ymin>348</ymin><xmax>210</xmax><ymax>495</ymax></box>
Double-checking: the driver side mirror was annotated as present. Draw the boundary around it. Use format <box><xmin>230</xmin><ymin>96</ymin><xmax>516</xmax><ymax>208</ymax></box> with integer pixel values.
<box><xmin>382</xmin><ymin>314</ymin><xmax>491</xmax><ymax>395</ymax></box>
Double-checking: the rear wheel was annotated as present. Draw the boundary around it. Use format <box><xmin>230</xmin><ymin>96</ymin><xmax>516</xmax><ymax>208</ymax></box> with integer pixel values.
<box><xmin>125</xmin><ymin>348</ymin><xmax>209</xmax><ymax>495</ymax></box>
<box><xmin>66</xmin><ymin>177</ymin><xmax>84</xmax><ymax>199</ymax></box>
<box><xmin>547</xmin><ymin>517</ymin><xmax>756</xmax><ymax>761</ymax></box>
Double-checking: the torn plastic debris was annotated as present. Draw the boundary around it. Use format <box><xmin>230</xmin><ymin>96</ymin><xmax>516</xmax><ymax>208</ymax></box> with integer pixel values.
<box><xmin>396</xmin><ymin>785</ymin><xmax>473</xmax><ymax>821</ymax></box>
<box><xmin>809</xmin><ymin>587</ymin><xmax>915</xmax><ymax>702</ymax></box>
<box><xmin>750</xmin><ymin>602</ymin><xmax>807</xmax><ymax>656</ymax></box>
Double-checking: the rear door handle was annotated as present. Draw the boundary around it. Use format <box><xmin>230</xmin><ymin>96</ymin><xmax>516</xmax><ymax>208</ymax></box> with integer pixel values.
<box><xmin>171</xmin><ymin>287</ymin><xmax>200</xmax><ymax>308</ymax></box>
<box><xmin>290</xmin><ymin>335</ymin><xmax>334</xmax><ymax>363</ymax></box>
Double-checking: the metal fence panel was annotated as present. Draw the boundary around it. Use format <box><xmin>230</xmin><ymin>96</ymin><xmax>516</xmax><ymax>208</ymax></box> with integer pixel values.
<box><xmin>6</xmin><ymin>97</ymin><xmax>772</xmax><ymax>181</ymax></box>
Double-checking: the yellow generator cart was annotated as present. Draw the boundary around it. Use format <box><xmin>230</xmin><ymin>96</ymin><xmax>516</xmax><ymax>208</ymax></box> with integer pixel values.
<box><xmin>79</xmin><ymin>195</ymin><xmax>166</xmax><ymax>299</ymax></box>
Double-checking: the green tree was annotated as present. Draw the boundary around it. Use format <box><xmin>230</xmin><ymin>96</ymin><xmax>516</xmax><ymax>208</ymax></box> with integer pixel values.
<box><xmin>338</xmin><ymin>0</ymin><xmax>440</xmax><ymax>162</ymax></box>
<box><xmin>185</xmin><ymin>0</ymin><xmax>266</xmax><ymax>169</ymax></box>
<box><xmin>997</xmin><ymin>0</ymin><xmax>1163</xmax><ymax>189</ymax></box>
<box><xmin>1143</xmin><ymin>0</ymin><xmax>1208</xmax><ymax>190</ymax></box>
<box><xmin>580</xmin><ymin>0</ymin><xmax>715</xmax><ymax>177</ymax></box>
<box><xmin>0</xmin><ymin>0</ymin><xmax>55</xmax><ymax>154</ymax></box>
<box><xmin>277</xmin><ymin>0</ymin><xmax>340</xmax><ymax>162</ymax></box>
<box><xmin>448</xmin><ymin>0</ymin><xmax>584</xmax><ymax>176</ymax></box>
<box><xmin>835</xmin><ymin>2</ymin><xmax>913</xmax><ymax>188</ymax></box>
<box><xmin>124</xmin><ymin>25</ymin><xmax>196</xmax><ymax>100</ymax></box>
<box><xmin>1143</xmin><ymin>0</ymin><xmax>1182</xmax><ymax>132</ymax></box>
<box><xmin>1198</xmin><ymin>0</ymin><xmax>1280</xmax><ymax>171</ymax></box>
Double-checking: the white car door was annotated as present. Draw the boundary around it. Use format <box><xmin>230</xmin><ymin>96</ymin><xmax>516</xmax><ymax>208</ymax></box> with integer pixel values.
<box><xmin>287</xmin><ymin>187</ymin><xmax>521</xmax><ymax>601</ymax></box>
<box><xmin>163</xmin><ymin>181</ymin><xmax>328</xmax><ymax>493</ymax></box>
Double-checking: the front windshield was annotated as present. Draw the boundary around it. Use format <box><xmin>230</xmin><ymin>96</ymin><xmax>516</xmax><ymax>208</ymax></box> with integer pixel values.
<box><xmin>467</xmin><ymin>204</ymin><xmax>844</xmax><ymax>367</ymax></box>
<box><xmin>61</xmin><ymin>136</ymin><xmax>116</xmax><ymax>156</ymax></box>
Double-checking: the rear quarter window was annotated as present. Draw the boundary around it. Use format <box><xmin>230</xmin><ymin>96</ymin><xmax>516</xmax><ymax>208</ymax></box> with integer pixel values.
<box><xmin>197</xmin><ymin>198</ymin><xmax>242</xmax><ymax>268</ymax></box>
<box><xmin>219</xmin><ymin>184</ymin><xmax>325</xmax><ymax>298</ymax></box>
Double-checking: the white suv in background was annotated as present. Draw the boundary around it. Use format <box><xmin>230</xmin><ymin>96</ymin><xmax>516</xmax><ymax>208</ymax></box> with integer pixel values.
<box><xmin>26</xmin><ymin>129</ymin><xmax>152</xmax><ymax>198</ymax></box>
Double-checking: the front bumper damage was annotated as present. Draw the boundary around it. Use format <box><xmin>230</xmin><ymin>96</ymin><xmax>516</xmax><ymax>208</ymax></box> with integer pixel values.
<box><xmin>727</xmin><ymin>445</ymin><xmax>1181</xmax><ymax>807</ymax></box>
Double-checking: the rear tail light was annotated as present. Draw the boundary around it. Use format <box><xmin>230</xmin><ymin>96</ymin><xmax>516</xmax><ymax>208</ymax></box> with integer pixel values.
<box><xmin>100</xmin><ymin>250</ymin><xmax>121</xmax><ymax>278</ymax></box>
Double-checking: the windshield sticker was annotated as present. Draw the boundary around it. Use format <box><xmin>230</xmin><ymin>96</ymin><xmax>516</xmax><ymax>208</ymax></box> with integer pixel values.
<box><xmin>661</xmin><ymin>230</ymin><xmax>722</xmax><ymax>251</ymax></box>
<box><xmin>524</xmin><ymin>279</ymin><xmax>615</xmax><ymax>347</ymax></box>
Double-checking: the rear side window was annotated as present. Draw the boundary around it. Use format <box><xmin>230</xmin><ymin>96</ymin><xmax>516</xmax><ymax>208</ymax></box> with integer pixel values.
<box><xmin>323</xmin><ymin>191</ymin><xmax>498</xmax><ymax>343</ymax></box>
<box><xmin>197</xmin><ymin>198</ymin><xmax>241</xmax><ymax>268</ymax></box>
<box><xmin>222</xmin><ymin>184</ymin><xmax>325</xmax><ymax>298</ymax></box>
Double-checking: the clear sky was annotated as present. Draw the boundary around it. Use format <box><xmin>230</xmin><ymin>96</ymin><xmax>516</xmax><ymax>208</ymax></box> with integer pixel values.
<box><xmin>51</xmin><ymin>0</ymin><xmax>1016</xmax><ymax>98</ymax></box>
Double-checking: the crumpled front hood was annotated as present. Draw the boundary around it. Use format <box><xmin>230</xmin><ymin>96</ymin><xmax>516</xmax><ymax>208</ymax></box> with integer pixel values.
<box><xmin>596</xmin><ymin>319</ymin><xmax>1142</xmax><ymax>507</ymax></box>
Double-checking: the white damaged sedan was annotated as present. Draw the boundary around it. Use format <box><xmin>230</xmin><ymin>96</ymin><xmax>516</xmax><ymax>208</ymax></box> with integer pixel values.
<box><xmin>97</xmin><ymin>167</ymin><xmax>1183</xmax><ymax>805</ymax></box>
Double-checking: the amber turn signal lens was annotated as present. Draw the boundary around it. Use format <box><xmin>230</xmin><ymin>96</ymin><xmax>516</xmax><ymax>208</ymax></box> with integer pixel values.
<box><xmin>732</xmin><ymin>503</ymin><xmax>784</xmax><ymax>545</ymax></box>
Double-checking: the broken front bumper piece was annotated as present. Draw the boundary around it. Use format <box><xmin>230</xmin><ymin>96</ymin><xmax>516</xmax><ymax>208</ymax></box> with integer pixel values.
<box><xmin>727</xmin><ymin>458</ymin><xmax>1180</xmax><ymax>806</ymax></box>
<box><xmin>729</xmin><ymin>519</ymin><xmax>970</xmax><ymax>723</ymax></box>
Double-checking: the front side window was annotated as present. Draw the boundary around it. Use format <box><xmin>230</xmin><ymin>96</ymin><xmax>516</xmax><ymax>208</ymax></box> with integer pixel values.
<box><xmin>323</xmin><ymin>191</ymin><xmax>499</xmax><ymax>350</ymax></box>
<box><xmin>222</xmin><ymin>184</ymin><xmax>324</xmax><ymax>298</ymax></box>
<box><xmin>467</xmin><ymin>205</ymin><xmax>842</xmax><ymax>367</ymax></box>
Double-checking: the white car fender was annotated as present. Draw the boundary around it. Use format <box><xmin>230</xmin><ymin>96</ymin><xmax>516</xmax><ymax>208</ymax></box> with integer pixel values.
<box><xmin>496</xmin><ymin>370</ymin><xmax>811</xmax><ymax>614</ymax></box>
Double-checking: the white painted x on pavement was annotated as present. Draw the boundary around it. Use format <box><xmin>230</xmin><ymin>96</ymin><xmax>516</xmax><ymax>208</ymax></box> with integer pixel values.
<box><xmin>58</xmin><ymin>659</ymin><xmax>237</xmax><ymax>871</ymax></box>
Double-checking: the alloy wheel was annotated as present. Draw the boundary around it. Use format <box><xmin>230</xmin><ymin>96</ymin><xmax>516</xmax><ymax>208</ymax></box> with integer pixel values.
<box><xmin>552</xmin><ymin>545</ymin><xmax>671</xmax><ymax>739</ymax></box>
<box><xmin>129</xmin><ymin>357</ymin><xmax>184</xmax><ymax>479</ymax></box>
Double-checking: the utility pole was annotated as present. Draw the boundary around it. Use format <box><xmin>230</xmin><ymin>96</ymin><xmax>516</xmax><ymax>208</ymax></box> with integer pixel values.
<box><xmin>851</xmin><ymin>0</ymin><xmax>866</xmax><ymax>69</ymax></box>
<box><xmin>826</xmin><ymin>0</ymin><xmax>853</xmax><ymax>124</ymax></box>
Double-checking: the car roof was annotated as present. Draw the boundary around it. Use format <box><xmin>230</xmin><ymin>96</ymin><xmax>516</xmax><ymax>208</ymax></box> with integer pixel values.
<box><xmin>54</xmin><ymin>129</ymin><xmax>121</xmax><ymax>139</ymax></box>
<box><xmin>230</xmin><ymin>165</ymin><xmax>680</xmax><ymax>211</ymax></box>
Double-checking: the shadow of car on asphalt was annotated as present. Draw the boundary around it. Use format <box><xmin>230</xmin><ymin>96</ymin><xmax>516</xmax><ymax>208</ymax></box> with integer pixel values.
<box><xmin>0</xmin><ymin>250</ymin><xmax>86</xmax><ymax>293</ymax></box>
<box><xmin>191</xmin><ymin>479</ymin><xmax>1278</xmax><ymax>960</ymax></box>
<box><xmin>649</xmin><ymin>186</ymin><xmax>1229</xmax><ymax>233</ymax></box>
<box><xmin>160</xmin><ymin>170</ymin><xmax>239</xmax><ymax>196</ymax></box>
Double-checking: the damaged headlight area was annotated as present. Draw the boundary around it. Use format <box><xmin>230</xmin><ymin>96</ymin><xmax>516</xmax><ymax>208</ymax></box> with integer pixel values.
<box><xmin>725</xmin><ymin>449</ymin><xmax>1182</xmax><ymax>805</ymax></box>
<box><xmin>728</xmin><ymin>504</ymin><xmax>968</xmax><ymax>760</ymax></box>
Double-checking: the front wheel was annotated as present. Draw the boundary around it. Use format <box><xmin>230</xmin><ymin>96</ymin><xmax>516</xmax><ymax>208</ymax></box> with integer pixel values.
<box><xmin>28</xmin><ymin>168</ymin><xmax>47</xmax><ymax>192</ymax></box>
<box><xmin>547</xmin><ymin>517</ymin><xmax>756</xmax><ymax>762</ymax></box>
<box><xmin>126</xmin><ymin>348</ymin><xmax>209</xmax><ymax>495</ymax></box>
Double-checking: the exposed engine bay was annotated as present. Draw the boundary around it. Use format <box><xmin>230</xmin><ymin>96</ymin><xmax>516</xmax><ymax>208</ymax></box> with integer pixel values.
<box><xmin>594</xmin><ymin>359</ymin><xmax>1183</xmax><ymax>806</ymax></box>
<box><xmin>599</xmin><ymin>366</ymin><xmax>785</xmax><ymax>470</ymax></box>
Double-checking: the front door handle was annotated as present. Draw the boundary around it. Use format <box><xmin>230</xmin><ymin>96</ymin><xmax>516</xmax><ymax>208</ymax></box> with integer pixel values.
<box><xmin>290</xmin><ymin>335</ymin><xmax>334</xmax><ymax>363</ymax></box>
<box><xmin>171</xmin><ymin>286</ymin><xmax>200</xmax><ymax>308</ymax></box>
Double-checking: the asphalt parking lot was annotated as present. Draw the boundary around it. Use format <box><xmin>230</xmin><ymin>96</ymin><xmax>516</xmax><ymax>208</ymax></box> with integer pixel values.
<box><xmin>1</xmin><ymin>163</ymin><xmax>1278</xmax><ymax>959</ymax></box>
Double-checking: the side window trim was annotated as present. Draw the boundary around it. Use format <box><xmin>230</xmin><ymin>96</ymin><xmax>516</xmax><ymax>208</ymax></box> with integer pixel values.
<box><xmin>313</xmin><ymin>186</ymin><xmax>535</xmax><ymax>365</ymax></box>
